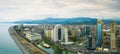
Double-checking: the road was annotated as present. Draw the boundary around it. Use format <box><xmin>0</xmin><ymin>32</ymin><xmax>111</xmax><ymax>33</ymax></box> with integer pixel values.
<box><xmin>79</xmin><ymin>40</ymin><xmax>87</xmax><ymax>46</ymax></box>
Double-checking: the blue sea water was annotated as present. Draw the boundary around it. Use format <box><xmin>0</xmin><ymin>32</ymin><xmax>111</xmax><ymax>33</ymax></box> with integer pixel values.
<box><xmin>0</xmin><ymin>23</ymin><xmax>22</xmax><ymax>54</ymax></box>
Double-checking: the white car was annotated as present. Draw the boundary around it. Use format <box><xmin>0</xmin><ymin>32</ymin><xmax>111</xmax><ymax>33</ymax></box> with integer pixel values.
<box><xmin>103</xmin><ymin>48</ymin><xmax>109</xmax><ymax>52</ymax></box>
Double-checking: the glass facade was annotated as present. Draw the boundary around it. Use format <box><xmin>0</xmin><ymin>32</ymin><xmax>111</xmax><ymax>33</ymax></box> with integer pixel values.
<box><xmin>58</xmin><ymin>28</ymin><xmax>61</xmax><ymax>40</ymax></box>
<box><xmin>86</xmin><ymin>26</ymin><xmax>89</xmax><ymax>36</ymax></box>
<box><xmin>88</xmin><ymin>36</ymin><xmax>92</xmax><ymax>47</ymax></box>
<box><xmin>97</xmin><ymin>24</ymin><xmax>102</xmax><ymax>47</ymax></box>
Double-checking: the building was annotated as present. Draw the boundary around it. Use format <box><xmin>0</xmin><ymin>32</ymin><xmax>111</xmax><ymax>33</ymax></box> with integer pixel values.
<box><xmin>53</xmin><ymin>24</ymin><xmax>64</xmax><ymax>42</ymax></box>
<box><xmin>71</xmin><ymin>29</ymin><xmax>78</xmax><ymax>37</ymax></box>
<box><xmin>85</xmin><ymin>25</ymin><xmax>90</xmax><ymax>36</ymax></box>
<box><xmin>97</xmin><ymin>19</ymin><xmax>102</xmax><ymax>47</ymax></box>
<box><xmin>44</xmin><ymin>24</ymin><xmax>64</xmax><ymax>42</ymax></box>
<box><xmin>88</xmin><ymin>35</ymin><xmax>92</xmax><ymax>48</ymax></box>
<box><xmin>44</xmin><ymin>29</ymin><xmax>52</xmax><ymax>38</ymax></box>
<box><xmin>64</xmin><ymin>27</ymin><xmax>68</xmax><ymax>43</ymax></box>
<box><xmin>44</xmin><ymin>29</ymin><xmax>54</xmax><ymax>40</ymax></box>
<box><xmin>44</xmin><ymin>24</ymin><xmax>73</xmax><ymax>44</ymax></box>
<box><xmin>61</xmin><ymin>27</ymin><xmax>74</xmax><ymax>44</ymax></box>
<box><xmin>22</xmin><ymin>28</ymin><xmax>30</xmax><ymax>35</ymax></box>
<box><xmin>26</xmin><ymin>32</ymin><xmax>42</xmax><ymax>42</ymax></box>
<box><xmin>18</xmin><ymin>23</ymin><xmax>24</xmax><ymax>29</ymax></box>
<box><xmin>102</xmin><ymin>28</ymin><xmax>110</xmax><ymax>48</ymax></box>
<box><xmin>110</xmin><ymin>22</ymin><xmax>117</xmax><ymax>51</ymax></box>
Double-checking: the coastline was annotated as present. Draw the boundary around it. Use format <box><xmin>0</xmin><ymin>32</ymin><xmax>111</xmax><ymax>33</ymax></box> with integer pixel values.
<box><xmin>8</xmin><ymin>26</ymin><xmax>29</xmax><ymax>54</ymax></box>
<box><xmin>8</xmin><ymin>26</ymin><xmax>48</xmax><ymax>54</ymax></box>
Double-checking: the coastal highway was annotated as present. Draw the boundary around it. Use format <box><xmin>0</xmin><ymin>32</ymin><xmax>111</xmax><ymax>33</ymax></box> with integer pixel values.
<box><xmin>9</xmin><ymin>26</ymin><xmax>30</xmax><ymax>54</ymax></box>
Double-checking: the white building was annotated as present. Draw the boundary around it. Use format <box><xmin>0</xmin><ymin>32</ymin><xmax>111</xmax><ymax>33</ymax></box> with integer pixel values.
<box><xmin>26</xmin><ymin>32</ymin><xmax>42</xmax><ymax>41</ymax></box>
<box><xmin>61</xmin><ymin>27</ymin><xmax>74</xmax><ymax>44</ymax></box>
<box><xmin>44</xmin><ymin>24</ymin><xmax>73</xmax><ymax>44</ymax></box>
<box><xmin>53</xmin><ymin>24</ymin><xmax>64</xmax><ymax>42</ymax></box>
<box><xmin>44</xmin><ymin>24</ymin><xmax>64</xmax><ymax>42</ymax></box>
<box><xmin>64</xmin><ymin>28</ymin><xmax>68</xmax><ymax>43</ymax></box>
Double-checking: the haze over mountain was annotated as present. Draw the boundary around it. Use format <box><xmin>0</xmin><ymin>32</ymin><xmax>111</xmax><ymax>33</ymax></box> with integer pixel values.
<box><xmin>13</xmin><ymin>17</ymin><xmax>120</xmax><ymax>24</ymax></box>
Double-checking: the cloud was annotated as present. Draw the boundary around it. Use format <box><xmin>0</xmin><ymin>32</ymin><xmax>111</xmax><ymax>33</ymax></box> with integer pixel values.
<box><xmin>0</xmin><ymin>0</ymin><xmax>120</xmax><ymax>22</ymax></box>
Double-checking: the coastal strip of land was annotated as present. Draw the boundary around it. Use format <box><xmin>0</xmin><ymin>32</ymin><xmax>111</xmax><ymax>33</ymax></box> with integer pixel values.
<box><xmin>8</xmin><ymin>26</ymin><xmax>48</xmax><ymax>54</ymax></box>
<box><xmin>9</xmin><ymin>26</ymin><xmax>29</xmax><ymax>54</ymax></box>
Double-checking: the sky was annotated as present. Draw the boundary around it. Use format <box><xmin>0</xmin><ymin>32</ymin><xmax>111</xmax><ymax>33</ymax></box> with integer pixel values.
<box><xmin>0</xmin><ymin>0</ymin><xmax>120</xmax><ymax>22</ymax></box>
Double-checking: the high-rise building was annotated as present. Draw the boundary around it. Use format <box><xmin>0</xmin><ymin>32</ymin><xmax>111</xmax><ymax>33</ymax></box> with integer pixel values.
<box><xmin>71</xmin><ymin>29</ymin><xmax>78</xmax><ymax>37</ymax></box>
<box><xmin>64</xmin><ymin>27</ymin><xmax>68</xmax><ymax>43</ymax></box>
<box><xmin>44</xmin><ymin>29</ymin><xmax>52</xmax><ymax>38</ymax></box>
<box><xmin>97</xmin><ymin>19</ymin><xmax>102</xmax><ymax>47</ymax></box>
<box><xmin>61</xmin><ymin>27</ymin><xmax>74</xmax><ymax>44</ymax></box>
<box><xmin>85</xmin><ymin>25</ymin><xmax>90</xmax><ymax>36</ymax></box>
<box><xmin>110</xmin><ymin>22</ymin><xmax>117</xmax><ymax>51</ymax></box>
<box><xmin>88</xmin><ymin>35</ymin><xmax>92</xmax><ymax>48</ymax></box>
<box><xmin>102</xmin><ymin>28</ymin><xmax>110</xmax><ymax>48</ymax></box>
<box><xmin>53</xmin><ymin>24</ymin><xmax>64</xmax><ymax>42</ymax></box>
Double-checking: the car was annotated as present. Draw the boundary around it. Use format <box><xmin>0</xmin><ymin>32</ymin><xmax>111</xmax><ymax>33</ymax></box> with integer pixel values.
<box><xmin>103</xmin><ymin>48</ymin><xmax>109</xmax><ymax>52</ymax></box>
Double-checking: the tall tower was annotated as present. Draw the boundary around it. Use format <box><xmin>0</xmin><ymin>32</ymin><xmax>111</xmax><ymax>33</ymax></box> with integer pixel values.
<box><xmin>88</xmin><ymin>35</ymin><xmax>92</xmax><ymax>48</ymax></box>
<box><xmin>110</xmin><ymin>21</ymin><xmax>117</xmax><ymax>51</ymax></box>
<box><xmin>97</xmin><ymin>19</ymin><xmax>102</xmax><ymax>47</ymax></box>
<box><xmin>85</xmin><ymin>25</ymin><xmax>90</xmax><ymax>36</ymax></box>
<box><xmin>64</xmin><ymin>27</ymin><xmax>68</xmax><ymax>44</ymax></box>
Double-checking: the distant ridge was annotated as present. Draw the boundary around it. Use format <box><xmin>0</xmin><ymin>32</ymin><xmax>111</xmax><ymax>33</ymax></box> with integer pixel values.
<box><xmin>13</xmin><ymin>17</ymin><xmax>120</xmax><ymax>25</ymax></box>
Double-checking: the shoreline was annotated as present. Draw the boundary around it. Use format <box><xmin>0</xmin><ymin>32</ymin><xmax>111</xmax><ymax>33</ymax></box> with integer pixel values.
<box><xmin>9</xmin><ymin>26</ymin><xmax>29</xmax><ymax>54</ymax></box>
<box><xmin>8</xmin><ymin>26</ymin><xmax>48</xmax><ymax>54</ymax></box>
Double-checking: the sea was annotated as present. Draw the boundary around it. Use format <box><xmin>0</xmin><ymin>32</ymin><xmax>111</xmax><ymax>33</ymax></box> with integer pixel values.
<box><xmin>0</xmin><ymin>23</ymin><xmax>22</xmax><ymax>54</ymax></box>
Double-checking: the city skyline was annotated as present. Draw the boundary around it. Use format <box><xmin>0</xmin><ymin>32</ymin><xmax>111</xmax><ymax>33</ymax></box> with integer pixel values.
<box><xmin>0</xmin><ymin>0</ymin><xmax>120</xmax><ymax>22</ymax></box>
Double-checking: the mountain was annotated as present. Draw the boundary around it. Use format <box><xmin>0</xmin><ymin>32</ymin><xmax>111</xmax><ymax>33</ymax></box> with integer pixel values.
<box><xmin>13</xmin><ymin>17</ymin><xmax>120</xmax><ymax>25</ymax></box>
<box><xmin>102</xmin><ymin>19</ymin><xmax>120</xmax><ymax>24</ymax></box>
<box><xmin>14</xmin><ymin>17</ymin><xmax>97</xmax><ymax>24</ymax></box>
